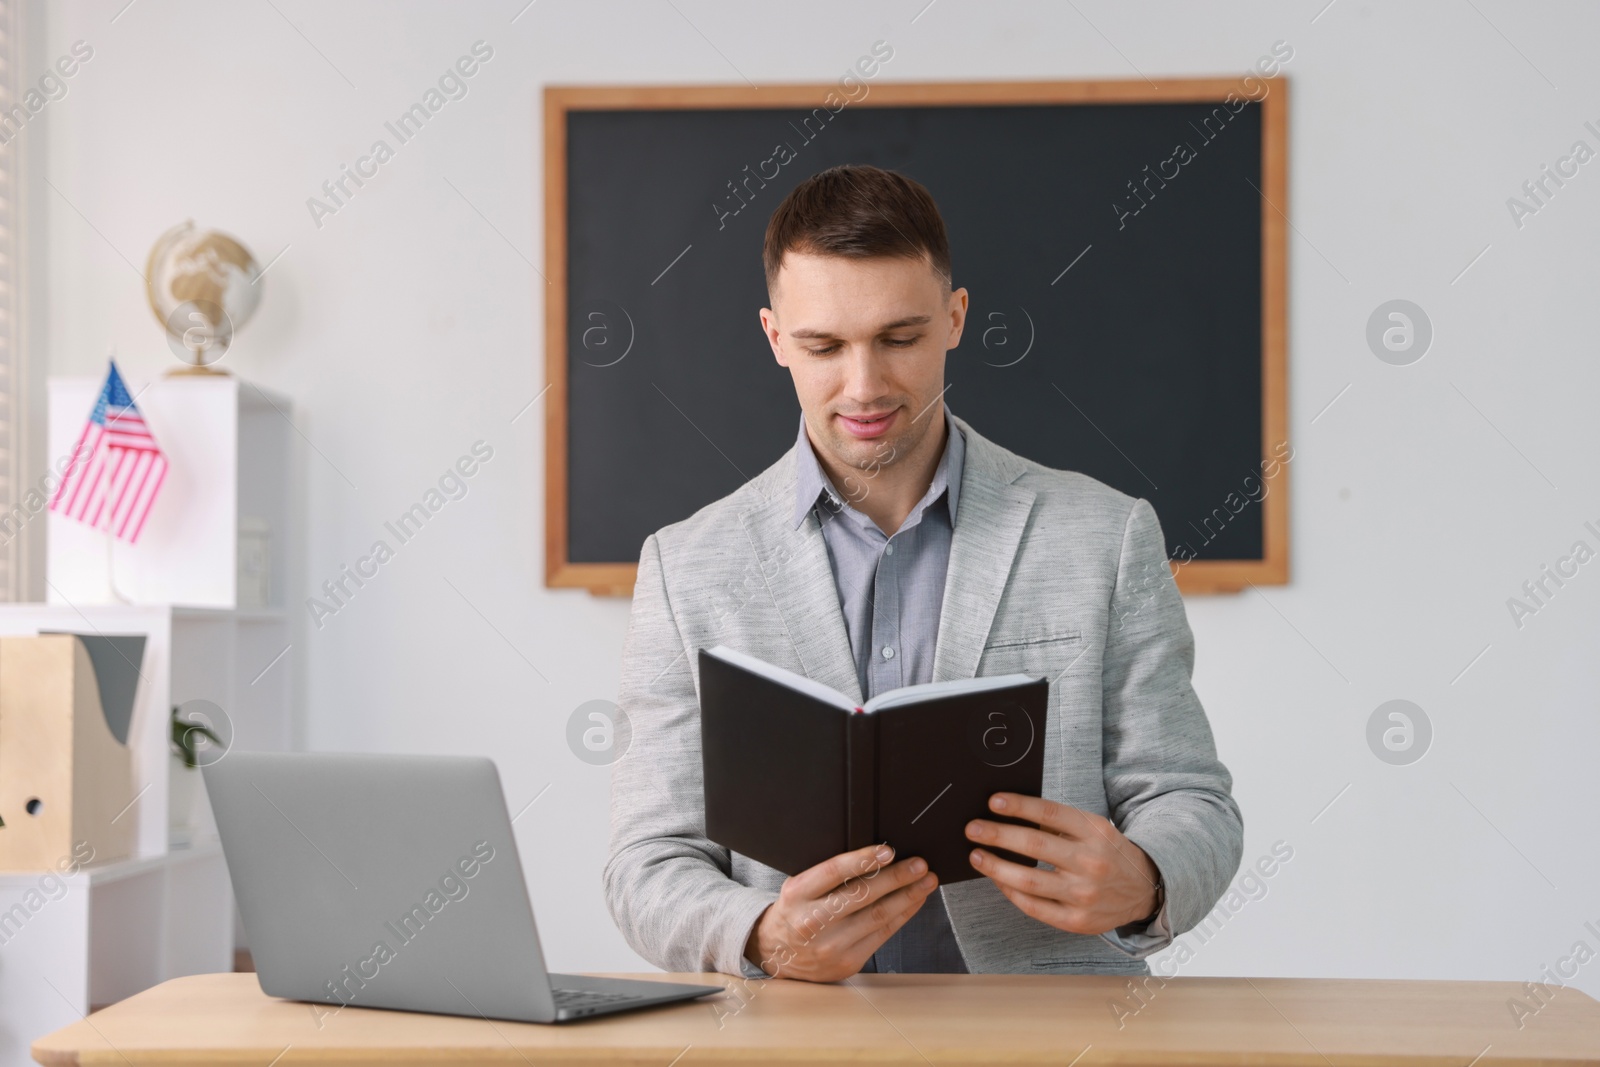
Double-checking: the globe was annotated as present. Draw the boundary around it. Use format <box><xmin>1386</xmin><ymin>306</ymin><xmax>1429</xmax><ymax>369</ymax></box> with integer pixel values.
<box><xmin>145</xmin><ymin>221</ymin><xmax>262</xmax><ymax>373</ymax></box>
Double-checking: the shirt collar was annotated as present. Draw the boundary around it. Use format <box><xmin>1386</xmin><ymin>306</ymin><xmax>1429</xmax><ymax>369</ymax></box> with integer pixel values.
<box><xmin>791</xmin><ymin>404</ymin><xmax>965</xmax><ymax>531</ymax></box>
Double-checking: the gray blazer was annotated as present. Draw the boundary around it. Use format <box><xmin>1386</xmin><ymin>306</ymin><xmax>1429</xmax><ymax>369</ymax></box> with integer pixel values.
<box><xmin>604</xmin><ymin>412</ymin><xmax>1243</xmax><ymax>977</ymax></box>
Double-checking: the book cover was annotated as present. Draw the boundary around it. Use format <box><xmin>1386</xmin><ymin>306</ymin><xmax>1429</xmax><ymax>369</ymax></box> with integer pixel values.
<box><xmin>699</xmin><ymin>645</ymin><xmax>1048</xmax><ymax>884</ymax></box>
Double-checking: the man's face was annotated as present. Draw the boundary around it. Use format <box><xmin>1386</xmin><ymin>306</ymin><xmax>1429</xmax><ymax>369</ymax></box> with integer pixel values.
<box><xmin>761</xmin><ymin>251</ymin><xmax>967</xmax><ymax>476</ymax></box>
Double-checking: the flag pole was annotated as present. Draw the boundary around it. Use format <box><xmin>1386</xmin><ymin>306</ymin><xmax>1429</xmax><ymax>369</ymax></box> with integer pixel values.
<box><xmin>103</xmin><ymin>345</ymin><xmax>133</xmax><ymax>605</ymax></box>
<box><xmin>105</xmin><ymin>527</ymin><xmax>132</xmax><ymax>604</ymax></box>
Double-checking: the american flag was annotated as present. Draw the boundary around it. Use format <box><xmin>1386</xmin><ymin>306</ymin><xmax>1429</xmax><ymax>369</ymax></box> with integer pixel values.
<box><xmin>49</xmin><ymin>361</ymin><xmax>169</xmax><ymax>544</ymax></box>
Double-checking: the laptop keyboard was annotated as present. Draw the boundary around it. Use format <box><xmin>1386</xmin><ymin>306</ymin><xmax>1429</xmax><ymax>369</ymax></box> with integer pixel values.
<box><xmin>552</xmin><ymin>988</ymin><xmax>640</xmax><ymax>1013</ymax></box>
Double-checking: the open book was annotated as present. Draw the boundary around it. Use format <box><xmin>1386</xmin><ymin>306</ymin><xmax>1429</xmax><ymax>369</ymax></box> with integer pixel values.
<box><xmin>698</xmin><ymin>644</ymin><xmax>1049</xmax><ymax>884</ymax></box>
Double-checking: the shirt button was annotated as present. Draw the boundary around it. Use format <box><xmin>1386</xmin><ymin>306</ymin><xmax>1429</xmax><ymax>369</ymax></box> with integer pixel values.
<box><xmin>884</xmin><ymin>543</ymin><xmax>894</xmax><ymax>556</ymax></box>
<box><xmin>882</xmin><ymin>646</ymin><xmax>895</xmax><ymax>660</ymax></box>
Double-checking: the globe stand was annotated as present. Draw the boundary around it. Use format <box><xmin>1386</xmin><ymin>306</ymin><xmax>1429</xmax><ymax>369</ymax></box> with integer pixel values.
<box><xmin>163</xmin><ymin>342</ymin><xmax>232</xmax><ymax>377</ymax></box>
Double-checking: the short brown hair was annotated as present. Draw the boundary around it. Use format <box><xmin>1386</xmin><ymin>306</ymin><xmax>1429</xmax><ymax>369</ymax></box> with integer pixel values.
<box><xmin>763</xmin><ymin>164</ymin><xmax>951</xmax><ymax>298</ymax></box>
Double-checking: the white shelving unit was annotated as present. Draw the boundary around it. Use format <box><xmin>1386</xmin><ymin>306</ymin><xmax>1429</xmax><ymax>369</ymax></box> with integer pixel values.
<box><xmin>0</xmin><ymin>375</ymin><xmax>296</xmax><ymax>1067</ymax></box>
<box><xmin>0</xmin><ymin>841</ymin><xmax>233</xmax><ymax>1015</ymax></box>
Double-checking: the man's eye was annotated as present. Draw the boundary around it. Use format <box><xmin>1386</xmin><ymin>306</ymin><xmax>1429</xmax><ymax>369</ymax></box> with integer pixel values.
<box><xmin>804</xmin><ymin>337</ymin><xmax>916</xmax><ymax>354</ymax></box>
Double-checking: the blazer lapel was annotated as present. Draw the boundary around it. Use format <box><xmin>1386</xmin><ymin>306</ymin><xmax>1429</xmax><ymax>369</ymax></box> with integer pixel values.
<box><xmin>932</xmin><ymin>417</ymin><xmax>1037</xmax><ymax>684</ymax></box>
<box><xmin>738</xmin><ymin>460</ymin><xmax>865</xmax><ymax>706</ymax></box>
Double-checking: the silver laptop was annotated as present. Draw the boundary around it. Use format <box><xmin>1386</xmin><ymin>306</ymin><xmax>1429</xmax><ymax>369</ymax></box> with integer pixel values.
<box><xmin>204</xmin><ymin>751</ymin><xmax>721</xmax><ymax>1022</ymax></box>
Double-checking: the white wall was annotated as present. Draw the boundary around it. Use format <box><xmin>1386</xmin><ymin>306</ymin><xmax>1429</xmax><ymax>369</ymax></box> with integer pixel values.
<box><xmin>32</xmin><ymin>0</ymin><xmax>1600</xmax><ymax>993</ymax></box>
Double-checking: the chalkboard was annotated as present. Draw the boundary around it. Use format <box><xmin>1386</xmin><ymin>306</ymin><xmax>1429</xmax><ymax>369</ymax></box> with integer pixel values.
<box><xmin>544</xmin><ymin>79</ymin><xmax>1287</xmax><ymax>596</ymax></box>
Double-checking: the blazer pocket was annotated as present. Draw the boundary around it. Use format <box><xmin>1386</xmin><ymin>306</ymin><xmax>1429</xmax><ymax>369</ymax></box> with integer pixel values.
<box><xmin>982</xmin><ymin>629</ymin><xmax>1081</xmax><ymax>652</ymax></box>
<box><xmin>980</xmin><ymin>630</ymin><xmax>1085</xmax><ymax>685</ymax></box>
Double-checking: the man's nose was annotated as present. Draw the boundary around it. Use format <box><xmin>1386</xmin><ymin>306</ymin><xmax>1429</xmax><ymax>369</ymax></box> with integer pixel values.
<box><xmin>841</xmin><ymin>346</ymin><xmax>890</xmax><ymax>402</ymax></box>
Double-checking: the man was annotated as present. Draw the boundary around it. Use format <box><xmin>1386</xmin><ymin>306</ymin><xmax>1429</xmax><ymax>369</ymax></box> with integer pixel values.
<box><xmin>605</xmin><ymin>164</ymin><xmax>1242</xmax><ymax>981</ymax></box>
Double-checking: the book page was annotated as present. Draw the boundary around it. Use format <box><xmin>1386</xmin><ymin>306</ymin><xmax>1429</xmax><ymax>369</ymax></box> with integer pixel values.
<box><xmin>863</xmin><ymin>672</ymin><xmax>1040</xmax><ymax>713</ymax></box>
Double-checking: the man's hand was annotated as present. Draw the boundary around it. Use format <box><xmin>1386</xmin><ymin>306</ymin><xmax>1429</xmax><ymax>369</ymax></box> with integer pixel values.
<box><xmin>965</xmin><ymin>793</ymin><xmax>1160</xmax><ymax>935</ymax></box>
<box><xmin>744</xmin><ymin>844</ymin><xmax>937</xmax><ymax>982</ymax></box>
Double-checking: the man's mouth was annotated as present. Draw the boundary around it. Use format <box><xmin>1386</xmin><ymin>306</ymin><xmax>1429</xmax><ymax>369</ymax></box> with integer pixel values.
<box><xmin>838</xmin><ymin>409</ymin><xmax>897</xmax><ymax>439</ymax></box>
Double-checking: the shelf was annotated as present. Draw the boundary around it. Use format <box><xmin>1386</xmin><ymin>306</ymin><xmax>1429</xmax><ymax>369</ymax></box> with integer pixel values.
<box><xmin>172</xmin><ymin>606</ymin><xmax>286</xmax><ymax>622</ymax></box>
<box><xmin>0</xmin><ymin>841</ymin><xmax>222</xmax><ymax>889</ymax></box>
<box><xmin>8</xmin><ymin>372</ymin><xmax>294</xmax><ymax>1067</ymax></box>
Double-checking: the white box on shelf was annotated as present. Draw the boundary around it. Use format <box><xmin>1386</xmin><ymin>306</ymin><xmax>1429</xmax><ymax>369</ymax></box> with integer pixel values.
<box><xmin>236</xmin><ymin>516</ymin><xmax>271</xmax><ymax>609</ymax></box>
<box><xmin>46</xmin><ymin>374</ymin><xmax>291</xmax><ymax>610</ymax></box>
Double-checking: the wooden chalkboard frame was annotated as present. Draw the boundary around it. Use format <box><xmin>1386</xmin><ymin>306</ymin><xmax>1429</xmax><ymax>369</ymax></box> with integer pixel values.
<box><xmin>543</xmin><ymin>77</ymin><xmax>1288</xmax><ymax>597</ymax></box>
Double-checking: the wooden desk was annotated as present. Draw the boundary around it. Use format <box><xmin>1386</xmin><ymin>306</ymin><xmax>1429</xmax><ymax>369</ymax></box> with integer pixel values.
<box><xmin>32</xmin><ymin>971</ymin><xmax>1600</xmax><ymax>1066</ymax></box>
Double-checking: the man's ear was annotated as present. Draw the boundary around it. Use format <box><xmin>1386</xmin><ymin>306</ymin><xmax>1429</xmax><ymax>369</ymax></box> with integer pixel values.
<box><xmin>945</xmin><ymin>286</ymin><xmax>970</xmax><ymax>350</ymax></box>
<box><xmin>761</xmin><ymin>307</ymin><xmax>789</xmax><ymax>367</ymax></box>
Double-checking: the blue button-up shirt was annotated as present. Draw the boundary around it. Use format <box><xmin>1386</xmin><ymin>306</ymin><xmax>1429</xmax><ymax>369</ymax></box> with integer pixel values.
<box><xmin>792</xmin><ymin>403</ymin><xmax>969</xmax><ymax>974</ymax></box>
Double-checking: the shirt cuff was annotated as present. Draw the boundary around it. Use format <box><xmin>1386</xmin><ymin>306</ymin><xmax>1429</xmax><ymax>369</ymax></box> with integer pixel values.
<box><xmin>1099</xmin><ymin>896</ymin><xmax>1174</xmax><ymax>959</ymax></box>
<box><xmin>725</xmin><ymin>891</ymin><xmax>781</xmax><ymax>978</ymax></box>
